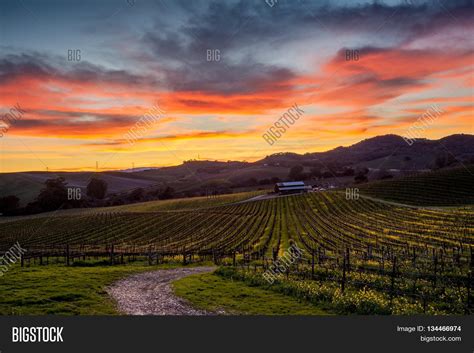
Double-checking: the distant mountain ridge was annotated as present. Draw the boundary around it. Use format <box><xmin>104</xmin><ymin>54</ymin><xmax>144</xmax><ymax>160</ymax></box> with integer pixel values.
<box><xmin>257</xmin><ymin>134</ymin><xmax>474</xmax><ymax>170</ymax></box>
<box><xmin>1</xmin><ymin>134</ymin><xmax>473</xmax><ymax>205</ymax></box>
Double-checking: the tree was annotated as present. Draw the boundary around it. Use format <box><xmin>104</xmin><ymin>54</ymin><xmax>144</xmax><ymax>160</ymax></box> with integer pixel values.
<box><xmin>86</xmin><ymin>177</ymin><xmax>108</xmax><ymax>199</ymax></box>
<box><xmin>159</xmin><ymin>186</ymin><xmax>175</xmax><ymax>200</ymax></box>
<box><xmin>354</xmin><ymin>174</ymin><xmax>368</xmax><ymax>183</ymax></box>
<box><xmin>0</xmin><ymin>195</ymin><xmax>20</xmax><ymax>214</ymax></box>
<box><xmin>322</xmin><ymin>171</ymin><xmax>333</xmax><ymax>179</ymax></box>
<box><xmin>434</xmin><ymin>152</ymin><xmax>456</xmax><ymax>169</ymax></box>
<box><xmin>36</xmin><ymin>177</ymin><xmax>68</xmax><ymax>211</ymax></box>
<box><xmin>259</xmin><ymin>179</ymin><xmax>271</xmax><ymax>185</ymax></box>
<box><xmin>377</xmin><ymin>169</ymin><xmax>393</xmax><ymax>180</ymax></box>
<box><xmin>380</xmin><ymin>174</ymin><xmax>393</xmax><ymax>180</ymax></box>
<box><xmin>128</xmin><ymin>187</ymin><xmax>144</xmax><ymax>202</ymax></box>
<box><xmin>289</xmin><ymin>165</ymin><xmax>304</xmax><ymax>180</ymax></box>
<box><xmin>354</xmin><ymin>167</ymin><xmax>369</xmax><ymax>184</ymax></box>
<box><xmin>310</xmin><ymin>167</ymin><xmax>322</xmax><ymax>178</ymax></box>
<box><xmin>356</xmin><ymin>167</ymin><xmax>369</xmax><ymax>175</ymax></box>
<box><xmin>270</xmin><ymin>177</ymin><xmax>281</xmax><ymax>184</ymax></box>
<box><xmin>243</xmin><ymin>178</ymin><xmax>258</xmax><ymax>187</ymax></box>
<box><xmin>342</xmin><ymin>167</ymin><xmax>355</xmax><ymax>176</ymax></box>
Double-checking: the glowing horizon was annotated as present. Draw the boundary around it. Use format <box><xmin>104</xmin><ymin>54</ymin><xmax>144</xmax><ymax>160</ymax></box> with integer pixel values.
<box><xmin>0</xmin><ymin>0</ymin><xmax>472</xmax><ymax>173</ymax></box>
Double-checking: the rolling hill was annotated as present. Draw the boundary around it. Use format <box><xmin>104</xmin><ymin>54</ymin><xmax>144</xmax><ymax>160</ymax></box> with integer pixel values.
<box><xmin>1</xmin><ymin>134</ymin><xmax>473</xmax><ymax>205</ymax></box>
<box><xmin>358</xmin><ymin>165</ymin><xmax>474</xmax><ymax>206</ymax></box>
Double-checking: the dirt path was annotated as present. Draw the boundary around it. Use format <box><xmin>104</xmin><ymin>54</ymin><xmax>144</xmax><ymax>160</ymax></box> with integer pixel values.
<box><xmin>107</xmin><ymin>267</ymin><xmax>215</xmax><ymax>315</ymax></box>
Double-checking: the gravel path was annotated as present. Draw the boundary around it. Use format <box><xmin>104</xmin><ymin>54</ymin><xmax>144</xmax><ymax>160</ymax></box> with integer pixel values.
<box><xmin>107</xmin><ymin>267</ymin><xmax>215</xmax><ymax>315</ymax></box>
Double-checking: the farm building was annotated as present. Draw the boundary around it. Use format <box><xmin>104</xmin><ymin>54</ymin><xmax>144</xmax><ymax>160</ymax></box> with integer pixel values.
<box><xmin>274</xmin><ymin>181</ymin><xmax>311</xmax><ymax>195</ymax></box>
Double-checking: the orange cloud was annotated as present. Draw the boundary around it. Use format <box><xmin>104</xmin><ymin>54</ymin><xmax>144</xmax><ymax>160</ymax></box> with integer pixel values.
<box><xmin>308</xmin><ymin>47</ymin><xmax>473</xmax><ymax>108</ymax></box>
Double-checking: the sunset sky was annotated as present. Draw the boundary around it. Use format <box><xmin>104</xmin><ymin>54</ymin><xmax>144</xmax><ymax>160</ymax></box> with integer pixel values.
<box><xmin>0</xmin><ymin>0</ymin><xmax>472</xmax><ymax>172</ymax></box>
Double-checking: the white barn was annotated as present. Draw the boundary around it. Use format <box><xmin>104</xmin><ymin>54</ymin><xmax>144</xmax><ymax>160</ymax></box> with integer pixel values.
<box><xmin>274</xmin><ymin>181</ymin><xmax>311</xmax><ymax>195</ymax></box>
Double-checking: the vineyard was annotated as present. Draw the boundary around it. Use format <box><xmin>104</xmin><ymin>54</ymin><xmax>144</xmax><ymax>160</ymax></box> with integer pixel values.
<box><xmin>1</xmin><ymin>191</ymin><xmax>471</xmax><ymax>252</ymax></box>
<box><xmin>359</xmin><ymin>165</ymin><xmax>474</xmax><ymax>206</ymax></box>
<box><xmin>0</xmin><ymin>186</ymin><xmax>473</xmax><ymax>314</ymax></box>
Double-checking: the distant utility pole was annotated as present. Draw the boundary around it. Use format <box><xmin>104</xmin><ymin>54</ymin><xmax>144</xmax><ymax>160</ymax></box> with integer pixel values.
<box><xmin>132</xmin><ymin>162</ymin><xmax>135</xmax><ymax>170</ymax></box>
<box><xmin>96</xmin><ymin>161</ymin><xmax>98</xmax><ymax>171</ymax></box>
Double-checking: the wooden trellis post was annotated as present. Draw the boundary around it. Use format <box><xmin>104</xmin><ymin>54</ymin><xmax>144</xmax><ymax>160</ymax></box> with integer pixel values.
<box><xmin>341</xmin><ymin>255</ymin><xmax>346</xmax><ymax>293</ymax></box>
<box><xmin>390</xmin><ymin>256</ymin><xmax>397</xmax><ymax>306</ymax></box>
<box><xmin>111</xmin><ymin>244</ymin><xmax>115</xmax><ymax>265</ymax></box>
<box><xmin>66</xmin><ymin>244</ymin><xmax>70</xmax><ymax>266</ymax></box>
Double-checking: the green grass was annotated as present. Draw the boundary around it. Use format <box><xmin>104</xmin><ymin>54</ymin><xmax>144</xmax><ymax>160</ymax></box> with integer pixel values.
<box><xmin>0</xmin><ymin>262</ymin><xmax>191</xmax><ymax>315</ymax></box>
<box><xmin>173</xmin><ymin>272</ymin><xmax>330</xmax><ymax>315</ymax></box>
<box><xmin>2</xmin><ymin>262</ymin><xmax>329</xmax><ymax>316</ymax></box>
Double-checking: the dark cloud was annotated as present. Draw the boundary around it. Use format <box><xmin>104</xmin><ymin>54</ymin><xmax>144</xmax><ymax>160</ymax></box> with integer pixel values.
<box><xmin>6</xmin><ymin>109</ymin><xmax>141</xmax><ymax>136</ymax></box>
<box><xmin>139</xmin><ymin>0</ymin><xmax>473</xmax><ymax>94</ymax></box>
<box><xmin>164</xmin><ymin>60</ymin><xmax>295</xmax><ymax>94</ymax></box>
<box><xmin>0</xmin><ymin>53</ymin><xmax>52</xmax><ymax>82</ymax></box>
<box><xmin>148</xmin><ymin>0</ymin><xmax>473</xmax><ymax>51</ymax></box>
<box><xmin>378</xmin><ymin>77</ymin><xmax>420</xmax><ymax>88</ymax></box>
<box><xmin>0</xmin><ymin>53</ymin><xmax>159</xmax><ymax>87</ymax></box>
<box><xmin>28</xmin><ymin>109</ymin><xmax>140</xmax><ymax>125</ymax></box>
<box><xmin>1</xmin><ymin>0</ymin><xmax>472</xmax><ymax>97</ymax></box>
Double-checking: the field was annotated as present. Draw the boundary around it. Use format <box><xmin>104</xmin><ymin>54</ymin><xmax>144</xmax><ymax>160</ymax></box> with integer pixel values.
<box><xmin>0</xmin><ymin>171</ymin><xmax>162</xmax><ymax>206</ymax></box>
<box><xmin>0</xmin><ymin>261</ymin><xmax>332</xmax><ymax>315</ymax></box>
<box><xmin>359</xmin><ymin>165</ymin><xmax>474</xmax><ymax>206</ymax></box>
<box><xmin>172</xmin><ymin>271</ymin><xmax>328</xmax><ymax>315</ymax></box>
<box><xmin>0</xmin><ymin>172</ymin><xmax>472</xmax><ymax>315</ymax></box>
<box><xmin>1</xmin><ymin>191</ymin><xmax>471</xmax><ymax>254</ymax></box>
<box><xmin>0</xmin><ymin>262</ymin><xmax>157</xmax><ymax>315</ymax></box>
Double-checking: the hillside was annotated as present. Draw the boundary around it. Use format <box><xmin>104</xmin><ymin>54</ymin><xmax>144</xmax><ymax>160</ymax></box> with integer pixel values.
<box><xmin>359</xmin><ymin>165</ymin><xmax>474</xmax><ymax>206</ymax></box>
<box><xmin>1</xmin><ymin>134</ymin><xmax>472</xmax><ymax>205</ymax></box>
<box><xmin>0</xmin><ymin>171</ymin><xmax>164</xmax><ymax>206</ymax></box>
<box><xmin>258</xmin><ymin>134</ymin><xmax>474</xmax><ymax>170</ymax></box>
